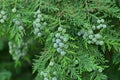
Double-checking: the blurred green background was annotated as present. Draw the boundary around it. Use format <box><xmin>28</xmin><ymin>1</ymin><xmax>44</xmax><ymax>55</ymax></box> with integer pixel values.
<box><xmin>0</xmin><ymin>38</ymin><xmax>33</xmax><ymax>80</ymax></box>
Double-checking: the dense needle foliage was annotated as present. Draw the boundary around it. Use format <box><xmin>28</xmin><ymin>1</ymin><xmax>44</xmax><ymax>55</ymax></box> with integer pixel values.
<box><xmin>0</xmin><ymin>0</ymin><xmax>120</xmax><ymax>80</ymax></box>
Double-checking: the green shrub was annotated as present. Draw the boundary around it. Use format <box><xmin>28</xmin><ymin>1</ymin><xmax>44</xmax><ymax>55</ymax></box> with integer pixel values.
<box><xmin>0</xmin><ymin>0</ymin><xmax>120</xmax><ymax>80</ymax></box>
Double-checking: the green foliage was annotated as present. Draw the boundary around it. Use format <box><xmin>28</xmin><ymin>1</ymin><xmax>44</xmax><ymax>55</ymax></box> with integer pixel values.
<box><xmin>0</xmin><ymin>70</ymin><xmax>11</xmax><ymax>80</ymax></box>
<box><xmin>0</xmin><ymin>0</ymin><xmax>120</xmax><ymax>80</ymax></box>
